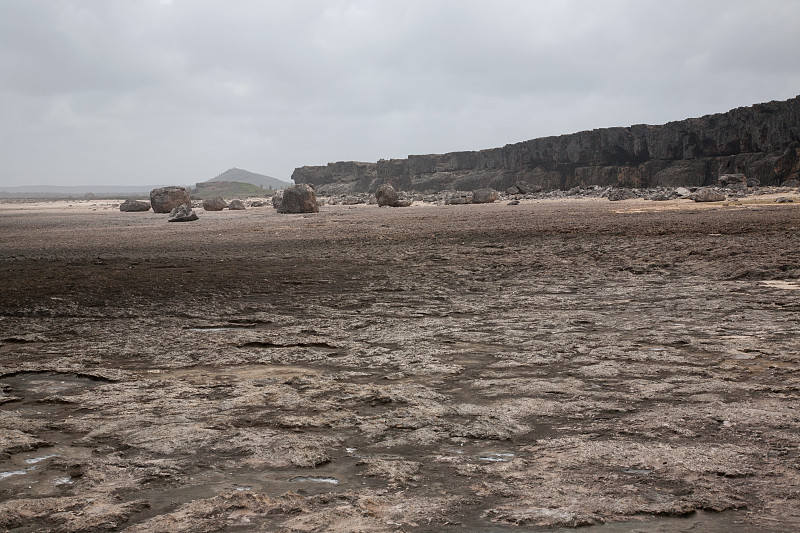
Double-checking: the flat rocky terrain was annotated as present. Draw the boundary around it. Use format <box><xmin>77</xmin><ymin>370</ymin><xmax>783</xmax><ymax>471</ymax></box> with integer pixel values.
<box><xmin>1</xmin><ymin>194</ymin><xmax>799</xmax><ymax>532</ymax></box>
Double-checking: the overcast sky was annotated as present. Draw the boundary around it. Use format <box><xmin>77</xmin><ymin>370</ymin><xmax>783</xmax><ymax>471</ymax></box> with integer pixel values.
<box><xmin>1</xmin><ymin>0</ymin><xmax>799</xmax><ymax>187</ymax></box>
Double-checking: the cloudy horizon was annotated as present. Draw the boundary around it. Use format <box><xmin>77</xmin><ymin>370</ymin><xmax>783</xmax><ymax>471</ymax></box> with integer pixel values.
<box><xmin>1</xmin><ymin>0</ymin><xmax>799</xmax><ymax>187</ymax></box>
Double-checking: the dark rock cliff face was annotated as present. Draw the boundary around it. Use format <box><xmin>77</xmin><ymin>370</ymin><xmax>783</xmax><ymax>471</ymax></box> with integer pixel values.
<box><xmin>292</xmin><ymin>96</ymin><xmax>800</xmax><ymax>193</ymax></box>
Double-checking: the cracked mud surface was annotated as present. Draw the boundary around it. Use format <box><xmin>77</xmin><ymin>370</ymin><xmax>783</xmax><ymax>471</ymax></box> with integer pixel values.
<box><xmin>1</xmin><ymin>197</ymin><xmax>799</xmax><ymax>532</ymax></box>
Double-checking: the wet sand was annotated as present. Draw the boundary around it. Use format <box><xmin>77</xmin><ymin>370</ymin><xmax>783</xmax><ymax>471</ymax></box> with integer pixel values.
<box><xmin>1</xmin><ymin>195</ymin><xmax>799</xmax><ymax>531</ymax></box>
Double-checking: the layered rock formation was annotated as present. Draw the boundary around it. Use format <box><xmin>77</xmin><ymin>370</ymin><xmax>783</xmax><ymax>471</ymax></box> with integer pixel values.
<box><xmin>292</xmin><ymin>96</ymin><xmax>800</xmax><ymax>193</ymax></box>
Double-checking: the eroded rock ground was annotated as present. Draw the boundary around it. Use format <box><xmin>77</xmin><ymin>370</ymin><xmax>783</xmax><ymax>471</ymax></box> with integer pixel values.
<box><xmin>1</xmin><ymin>197</ymin><xmax>799</xmax><ymax>532</ymax></box>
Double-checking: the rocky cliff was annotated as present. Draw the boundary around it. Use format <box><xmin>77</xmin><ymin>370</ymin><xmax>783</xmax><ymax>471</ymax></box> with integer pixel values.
<box><xmin>292</xmin><ymin>96</ymin><xmax>800</xmax><ymax>193</ymax></box>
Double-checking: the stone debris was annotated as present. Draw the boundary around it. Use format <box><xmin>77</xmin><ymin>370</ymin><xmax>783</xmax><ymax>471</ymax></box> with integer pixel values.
<box><xmin>119</xmin><ymin>199</ymin><xmax>151</xmax><ymax>212</ymax></box>
<box><xmin>167</xmin><ymin>204</ymin><xmax>198</xmax><ymax>222</ymax></box>
<box><xmin>607</xmin><ymin>188</ymin><xmax>638</xmax><ymax>201</ymax></box>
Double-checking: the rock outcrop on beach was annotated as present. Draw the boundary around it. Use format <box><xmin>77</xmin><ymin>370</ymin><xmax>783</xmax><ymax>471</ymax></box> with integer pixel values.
<box><xmin>119</xmin><ymin>199</ymin><xmax>151</xmax><ymax>212</ymax></box>
<box><xmin>274</xmin><ymin>184</ymin><xmax>318</xmax><ymax>214</ymax></box>
<box><xmin>375</xmin><ymin>183</ymin><xmax>400</xmax><ymax>207</ymax></box>
<box><xmin>202</xmin><ymin>197</ymin><xmax>228</xmax><ymax>211</ymax></box>
<box><xmin>292</xmin><ymin>96</ymin><xmax>800</xmax><ymax>193</ymax></box>
<box><xmin>150</xmin><ymin>186</ymin><xmax>192</xmax><ymax>213</ymax></box>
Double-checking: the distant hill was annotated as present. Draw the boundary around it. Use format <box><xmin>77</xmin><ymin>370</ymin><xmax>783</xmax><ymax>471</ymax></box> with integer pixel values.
<box><xmin>192</xmin><ymin>181</ymin><xmax>268</xmax><ymax>199</ymax></box>
<box><xmin>0</xmin><ymin>167</ymin><xmax>290</xmax><ymax>199</ymax></box>
<box><xmin>205</xmin><ymin>168</ymin><xmax>290</xmax><ymax>190</ymax></box>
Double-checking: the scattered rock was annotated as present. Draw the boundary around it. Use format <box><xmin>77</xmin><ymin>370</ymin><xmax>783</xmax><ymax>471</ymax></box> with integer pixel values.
<box><xmin>445</xmin><ymin>195</ymin><xmax>472</xmax><ymax>205</ymax></box>
<box><xmin>649</xmin><ymin>193</ymin><xmax>673</xmax><ymax>201</ymax></box>
<box><xmin>675</xmin><ymin>187</ymin><xmax>692</xmax><ymax>197</ymax></box>
<box><xmin>607</xmin><ymin>188</ymin><xmax>637</xmax><ymax>201</ymax></box>
<box><xmin>692</xmin><ymin>189</ymin><xmax>726</xmax><ymax>202</ymax></box>
<box><xmin>376</xmin><ymin>184</ymin><xmax>400</xmax><ymax>207</ymax></box>
<box><xmin>119</xmin><ymin>199</ymin><xmax>151</xmax><ymax>212</ymax></box>
<box><xmin>228</xmin><ymin>199</ymin><xmax>246</xmax><ymax>210</ymax></box>
<box><xmin>167</xmin><ymin>204</ymin><xmax>198</xmax><ymax>222</ymax></box>
<box><xmin>150</xmin><ymin>187</ymin><xmax>192</xmax><ymax>213</ymax></box>
<box><xmin>472</xmin><ymin>188</ymin><xmax>499</xmax><ymax>204</ymax></box>
<box><xmin>275</xmin><ymin>184</ymin><xmax>318</xmax><ymax>214</ymax></box>
<box><xmin>507</xmin><ymin>200</ymin><xmax>520</xmax><ymax>205</ymax></box>
<box><xmin>514</xmin><ymin>182</ymin><xmax>532</xmax><ymax>194</ymax></box>
<box><xmin>202</xmin><ymin>197</ymin><xmax>228</xmax><ymax>211</ymax></box>
<box><xmin>511</xmin><ymin>182</ymin><xmax>542</xmax><ymax>195</ymax></box>
<box><xmin>780</xmin><ymin>179</ymin><xmax>800</xmax><ymax>187</ymax></box>
<box><xmin>746</xmin><ymin>177</ymin><xmax>761</xmax><ymax>187</ymax></box>
<box><xmin>775</xmin><ymin>196</ymin><xmax>794</xmax><ymax>203</ymax></box>
<box><xmin>248</xmin><ymin>200</ymin><xmax>265</xmax><ymax>208</ymax></box>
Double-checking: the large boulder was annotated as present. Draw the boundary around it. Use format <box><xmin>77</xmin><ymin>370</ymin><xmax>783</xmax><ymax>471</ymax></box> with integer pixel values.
<box><xmin>203</xmin><ymin>197</ymin><xmax>228</xmax><ymax>211</ymax></box>
<box><xmin>150</xmin><ymin>187</ymin><xmax>191</xmax><ymax>213</ymax></box>
<box><xmin>275</xmin><ymin>184</ymin><xmax>318</xmax><ymax>214</ymax></box>
<box><xmin>119</xmin><ymin>199</ymin><xmax>151</xmax><ymax>212</ymax></box>
<box><xmin>692</xmin><ymin>189</ymin><xmax>726</xmax><ymax>202</ymax></box>
<box><xmin>375</xmin><ymin>183</ymin><xmax>399</xmax><ymax>207</ymax></box>
<box><xmin>228</xmin><ymin>199</ymin><xmax>246</xmax><ymax>210</ymax></box>
<box><xmin>718</xmin><ymin>173</ymin><xmax>747</xmax><ymax>188</ymax></box>
<box><xmin>472</xmin><ymin>188</ymin><xmax>499</xmax><ymax>204</ymax></box>
<box><xmin>167</xmin><ymin>204</ymin><xmax>198</xmax><ymax>222</ymax></box>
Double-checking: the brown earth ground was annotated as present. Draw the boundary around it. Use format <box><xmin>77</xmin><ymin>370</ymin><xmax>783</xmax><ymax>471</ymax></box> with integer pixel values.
<box><xmin>1</xmin><ymin>194</ymin><xmax>799</xmax><ymax>532</ymax></box>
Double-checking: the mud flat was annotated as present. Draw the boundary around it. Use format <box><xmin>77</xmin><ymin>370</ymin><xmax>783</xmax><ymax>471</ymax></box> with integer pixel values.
<box><xmin>1</xmin><ymin>196</ymin><xmax>799</xmax><ymax>532</ymax></box>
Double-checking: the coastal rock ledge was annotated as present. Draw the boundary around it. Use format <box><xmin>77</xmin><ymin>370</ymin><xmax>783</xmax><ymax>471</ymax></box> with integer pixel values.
<box><xmin>292</xmin><ymin>96</ymin><xmax>800</xmax><ymax>194</ymax></box>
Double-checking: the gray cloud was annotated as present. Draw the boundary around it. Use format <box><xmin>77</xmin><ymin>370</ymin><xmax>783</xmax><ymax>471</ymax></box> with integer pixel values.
<box><xmin>1</xmin><ymin>0</ymin><xmax>798</xmax><ymax>186</ymax></box>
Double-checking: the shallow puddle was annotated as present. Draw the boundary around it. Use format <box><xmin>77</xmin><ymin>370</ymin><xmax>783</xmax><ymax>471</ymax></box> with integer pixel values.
<box><xmin>554</xmin><ymin>509</ymin><xmax>772</xmax><ymax>532</ymax></box>
<box><xmin>189</xmin><ymin>327</ymin><xmax>251</xmax><ymax>332</ymax></box>
<box><xmin>0</xmin><ymin>371</ymin><xmax>110</xmax><ymax>399</ymax></box>
<box><xmin>290</xmin><ymin>475</ymin><xmax>340</xmax><ymax>485</ymax></box>
<box><xmin>25</xmin><ymin>454</ymin><xmax>60</xmax><ymax>464</ymax></box>
<box><xmin>0</xmin><ymin>470</ymin><xmax>28</xmax><ymax>480</ymax></box>
<box><xmin>150</xmin><ymin>364</ymin><xmax>320</xmax><ymax>384</ymax></box>
<box><xmin>478</xmin><ymin>452</ymin><xmax>516</xmax><ymax>462</ymax></box>
<box><xmin>761</xmin><ymin>280</ymin><xmax>800</xmax><ymax>290</ymax></box>
<box><xmin>622</xmin><ymin>468</ymin><xmax>652</xmax><ymax>475</ymax></box>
